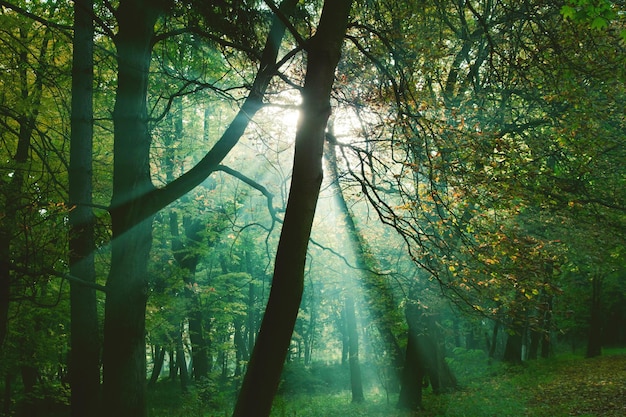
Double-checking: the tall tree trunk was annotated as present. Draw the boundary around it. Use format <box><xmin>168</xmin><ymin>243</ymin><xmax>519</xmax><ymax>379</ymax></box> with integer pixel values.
<box><xmin>232</xmin><ymin>2</ymin><xmax>353</xmax><ymax>415</ymax></box>
<box><xmin>345</xmin><ymin>294</ymin><xmax>364</xmax><ymax>403</ymax></box>
<box><xmin>586</xmin><ymin>274</ymin><xmax>603</xmax><ymax>358</ymax></box>
<box><xmin>101</xmin><ymin>2</ymin><xmax>162</xmax><ymax>416</ymax></box>
<box><xmin>69</xmin><ymin>0</ymin><xmax>100</xmax><ymax>414</ymax></box>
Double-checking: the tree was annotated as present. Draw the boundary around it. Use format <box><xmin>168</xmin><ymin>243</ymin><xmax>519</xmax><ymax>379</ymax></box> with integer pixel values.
<box><xmin>0</xmin><ymin>2</ymin><xmax>74</xmax><ymax>414</ymax></box>
<box><xmin>344</xmin><ymin>293</ymin><xmax>365</xmax><ymax>403</ymax></box>
<box><xmin>68</xmin><ymin>0</ymin><xmax>100</xmax><ymax>414</ymax></box>
<box><xmin>101</xmin><ymin>1</ymin><xmax>298</xmax><ymax>414</ymax></box>
<box><xmin>398</xmin><ymin>282</ymin><xmax>457</xmax><ymax>410</ymax></box>
<box><xmin>330</xmin><ymin>0</ymin><xmax>624</xmax><ymax>370</ymax></box>
<box><xmin>233</xmin><ymin>1</ymin><xmax>353</xmax><ymax>415</ymax></box>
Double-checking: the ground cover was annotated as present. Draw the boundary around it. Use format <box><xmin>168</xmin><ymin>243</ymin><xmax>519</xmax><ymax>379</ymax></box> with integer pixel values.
<box><xmin>147</xmin><ymin>349</ymin><xmax>626</xmax><ymax>416</ymax></box>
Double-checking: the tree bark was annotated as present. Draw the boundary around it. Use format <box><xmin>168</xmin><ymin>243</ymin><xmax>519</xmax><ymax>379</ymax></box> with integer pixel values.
<box><xmin>69</xmin><ymin>0</ymin><xmax>100</xmax><ymax>415</ymax></box>
<box><xmin>232</xmin><ymin>2</ymin><xmax>353</xmax><ymax>415</ymax></box>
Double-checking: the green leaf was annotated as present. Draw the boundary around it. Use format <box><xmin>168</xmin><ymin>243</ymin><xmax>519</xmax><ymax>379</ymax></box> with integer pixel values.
<box><xmin>561</xmin><ymin>5</ymin><xmax>577</xmax><ymax>20</ymax></box>
<box><xmin>590</xmin><ymin>16</ymin><xmax>609</xmax><ymax>30</ymax></box>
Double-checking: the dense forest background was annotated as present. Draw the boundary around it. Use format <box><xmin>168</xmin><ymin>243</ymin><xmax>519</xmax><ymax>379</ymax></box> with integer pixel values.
<box><xmin>1</xmin><ymin>0</ymin><xmax>625</xmax><ymax>416</ymax></box>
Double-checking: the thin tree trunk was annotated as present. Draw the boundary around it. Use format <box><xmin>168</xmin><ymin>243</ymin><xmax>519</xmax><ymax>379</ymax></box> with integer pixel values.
<box><xmin>528</xmin><ymin>328</ymin><xmax>540</xmax><ymax>360</ymax></box>
<box><xmin>148</xmin><ymin>346</ymin><xmax>166</xmax><ymax>386</ymax></box>
<box><xmin>69</xmin><ymin>0</ymin><xmax>100</xmax><ymax>414</ymax></box>
<box><xmin>232</xmin><ymin>2</ymin><xmax>353</xmax><ymax>415</ymax></box>
<box><xmin>345</xmin><ymin>294</ymin><xmax>364</xmax><ymax>403</ymax></box>
<box><xmin>586</xmin><ymin>274</ymin><xmax>603</xmax><ymax>358</ymax></box>
<box><xmin>176</xmin><ymin>329</ymin><xmax>189</xmax><ymax>392</ymax></box>
<box><xmin>246</xmin><ymin>280</ymin><xmax>256</xmax><ymax>360</ymax></box>
<box><xmin>489</xmin><ymin>320</ymin><xmax>499</xmax><ymax>359</ymax></box>
<box><xmin>168</xmin><ymin>349</ymin><xmax>176</xmax><ymax>380</ymax></box>
<box><xmin>3</xmin><ymin>374</ymin><xmax>13</xmax><ymax>417</ymax></box>
<box><xmin>541</xmin><ymin>296</ymin><xmax>553</xmax><ymax>358</ymax></box>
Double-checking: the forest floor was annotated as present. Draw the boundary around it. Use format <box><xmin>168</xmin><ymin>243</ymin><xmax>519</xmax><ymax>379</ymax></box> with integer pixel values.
<box><xmin>147</xmin><ymin>349</ymin><xmax>626</xmax><ymax>417</ymax></box>
<box><xmin>268</xmin><ymin>349</ymin><xmax>626</xmax><ymax>417</ymax></box>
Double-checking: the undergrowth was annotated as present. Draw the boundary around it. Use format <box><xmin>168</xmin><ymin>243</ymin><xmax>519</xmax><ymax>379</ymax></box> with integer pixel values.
<box><xmin>148</xmin><ymin>348</ymin><xmax>626</xmax><ymax>417</ymax></box>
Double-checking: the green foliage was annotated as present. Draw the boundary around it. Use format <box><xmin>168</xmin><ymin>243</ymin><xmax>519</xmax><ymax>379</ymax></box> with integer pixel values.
<box><xmin>561</xmin><ymin>0</ymin><xmax>619</xmax><ymax>30</ymax></box>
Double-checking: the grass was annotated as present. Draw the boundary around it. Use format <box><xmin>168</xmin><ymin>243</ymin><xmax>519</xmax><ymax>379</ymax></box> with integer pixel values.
<box><xmin>148</xmin><ymin>348</ymin><xmax>626</xmax><ymax>417</ymax></box>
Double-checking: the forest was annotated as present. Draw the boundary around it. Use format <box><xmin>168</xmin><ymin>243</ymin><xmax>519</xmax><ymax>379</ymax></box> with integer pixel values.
<box><xmin>1</xmin><ymin>0</ymin><xmax>625</xmax><ymax>416</ymax></box>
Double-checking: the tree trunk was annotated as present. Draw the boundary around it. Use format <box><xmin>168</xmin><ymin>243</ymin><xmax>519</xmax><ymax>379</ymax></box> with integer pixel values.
<box><xmin>541</xmin><ymin>296</ymin><xmax>553</xmax><ymax>358</ymax></box>
<box><xmin>398</xmin><ymin>299</ymin><xmax>425</xmax><ymax>411</ymax></box>
<box><xmin>168</xmin><ymin>349</ymin><xmax>176</xmax><ymax>380</ymax></box>
<box><xmin>169</xmin><ymin>208</ymin><xmax>210</xmax><ymax>382</ymax></box>
<box><xmin>488</xmin><ymin>320</ymin><xmax>500</xmax><ymax>359</ymax></box>
<box><xmin>503</xmin><ymin>331</ymin><xmax>523</xmax><ymax>363</ymax></box>
<box><xmin>176</xmin><ymin>330</ymin><xmax>189</xmax><ymax>392</ymax></box>
<box><xmin>3</xmin><ymin>374</ymin><xmax>13</xmax><ymax>417</ymax></box>
<box><xmin>528</xmin><ymin>329</ymin><xmax>540</xmax><ymax>360</ymax></box>
<box><xmin>148</xmin><ymin>346</ymin><xmax>165</xmax><ymax>386</ymax></box>
<box><xmin>246</xmin><ymin>280</ymin><xmax>256</xmax><ymax>361</ymax></box>
<box><xmin>304</xmin><ymin>283</ymin><xmax>316</xmax><ymax>366</ymax></box>
<box><xmin>20</xmin><ymin>365</ymin><xmax>38</xmax><ymax>417</ymax></box>
<box><xmin>101</xmin><ymin>2</ymin><xmax>162</xmax><ymax>416</ymax></box>
<box><xmin>345</xmin><ymin>294</ymin><xmax>365</xmax><ymax>403</ymax></box>
<box><xmin>398</xmin><ymin>285</ymin><xmax>456</xmax><ymax>411</ymax></box>
<box><xmin>69</xmin><ymin>0</ymin><xmax>100</xmax><ymax>414</ymax></box>
<box><xmin>586</xmin><ymin>274</ymin><xmax>603</xmax><ymax>358</ymax></box>
<box><xmin>233</xmin><ymin>318</ymin><xmax>247</xmax><ymax>378</ymax></box>
<box><xmin>232</xmin><ymin>2</ymin><xmax>353</xmax><ymax>415</ymax></box>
